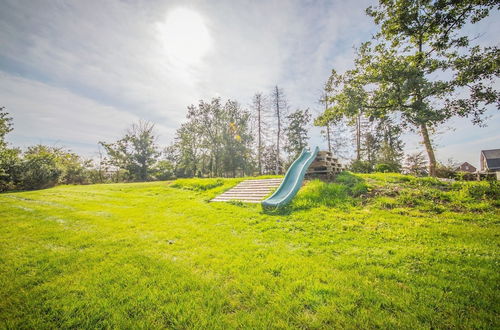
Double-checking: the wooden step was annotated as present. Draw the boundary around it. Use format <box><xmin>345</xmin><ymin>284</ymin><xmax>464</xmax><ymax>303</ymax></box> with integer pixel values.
<box><xmin>211</xmin><ymin>178</ymin><xmax>282</xmax><ymax>203</ymax></box>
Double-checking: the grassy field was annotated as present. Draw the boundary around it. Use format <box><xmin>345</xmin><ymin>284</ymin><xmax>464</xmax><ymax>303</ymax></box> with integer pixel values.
<box><xmin>0</xmin><ymin>173</ymin><xmax>498</xmax><ymax>328</ymax></box>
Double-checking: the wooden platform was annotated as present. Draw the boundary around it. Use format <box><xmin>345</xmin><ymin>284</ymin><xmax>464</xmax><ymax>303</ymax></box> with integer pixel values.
<box><xmin>210</xmin><ymin>178</ymin><xmax>282</xmax><ymax>203</ymax></box>
<box><xmin>306</xmin><ymin>151</ymin><xmax>343</xmax><ymax>179</ymax></box>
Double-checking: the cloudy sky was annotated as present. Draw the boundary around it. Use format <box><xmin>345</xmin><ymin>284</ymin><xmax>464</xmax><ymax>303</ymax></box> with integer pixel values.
<box><xmin>1</xmin><ymin>0</ymin><xmax>498</xmax><ymax>167</ymax></box>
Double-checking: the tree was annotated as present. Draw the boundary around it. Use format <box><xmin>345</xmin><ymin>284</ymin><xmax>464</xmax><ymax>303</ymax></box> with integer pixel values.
<box><xmin>100</xmin><ymin>121</ymin><xmax>160</xmax><ymax>181</ymax></box>
<box><xmin>0</xmin><ymin>107</ymin><xmax>21</xmax><ymax>191</ymax></box>
<box><xmin>374</xmin><ymin>117</ymin><xmax>405</xmax><ymax>172</ymax></box>
<box><xmin>326</xmin><ymin>0</ymin><xmax>499</xmax><ymax>176</ymax></box>
<box><xmin>322</xmin><ymin>1</ymin><xmax>499</xmax><ymax>176</ymax></box>
<box><xmin>404</xmin><ymin>152</ymin><xmax>428</xmax><ymax>176</ymax></box>
<box><xmin>186</xmin><ymin>98</ymin><xmax>225</xmax><ymax>177</ymax></box>
<box><xmin>0</xmin><ymin>107</ymin><xmax>13</xmax><ymax>148</ymax></box>
<box><xmin>57</xmin><ymin>150</ymin><xmax>91</xmax><ymax>185</ymax></box>
<box><xmin>221</xmin><ymin>100</ymin><xmax>253</xmax><ymax>177</ymax></box>
<box><xmin>173</xmin><ymin>122</ymin><xmax>201</xmax><ymax>177</ymax></box>
<box><xmin>317</xmin><ymin>92</ymin><xmax>350</xmax><ymax>159</ymax></box>
<box><xmin>171</xmin><ymin>98</ymin><xmax>254</xmax><ymax>178</ymax></box>
<box><xmin>20</xmin><ymin>145</ymin><xmax>63</xmax><ymax>190</ymax></box>
<box><xmin>319</xmin><ymin>92</ymin><xmax>333</xmax><ymax>153</ymax></box>
<box><xmin>285</xmin><ymin>109</ymin><xmax>311</xmax><ymax>159</ymax></box>
<box><xmin>251</xmin><ymin>93</ymin><xmax>266</xmax><ymax>175</ymax></box>
<box><xmin>270</xmin><ymin>86</ymin><xmax>288</xmax><ymax>174</ymax></box>
<box><xmin>0</xmin><ymin>147</ymin><xmax>21</xmax><ymax>191</ymax></box>
<box><xmin>261</xmin><ymin>144</ymin><xmax>283</xmax><ymax>175</ymax></box>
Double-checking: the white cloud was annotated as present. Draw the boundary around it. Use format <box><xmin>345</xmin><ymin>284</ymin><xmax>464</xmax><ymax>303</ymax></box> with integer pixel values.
<box><xmin>0</xmin><ymin>72</ymin><xmax>172</xmax><ymax>156</ymax></box>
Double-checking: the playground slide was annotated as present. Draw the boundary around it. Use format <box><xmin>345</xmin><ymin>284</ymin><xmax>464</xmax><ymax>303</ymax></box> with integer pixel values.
<box><xmin>262</xmin><ymin>146</ymin><xmax>319</xmax><ymax>208</ymax></box>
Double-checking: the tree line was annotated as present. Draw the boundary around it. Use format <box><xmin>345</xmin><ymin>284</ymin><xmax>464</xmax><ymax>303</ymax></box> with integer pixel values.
<box><xmin>0</xmin><ymin>86</ymin><xmax>314</xmax><ymax>191</ymax></box>
<box><xmin>1</xmin><ymin>0</ymin><xmax>498</xmax><ymax>191</ymax></box>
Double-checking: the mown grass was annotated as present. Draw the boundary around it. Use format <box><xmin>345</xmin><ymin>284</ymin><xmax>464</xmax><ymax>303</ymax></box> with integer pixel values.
<box><xmin>0</xmin><ymin>173</ymin><xmax>498</xmax><ymax>328</ymax></box>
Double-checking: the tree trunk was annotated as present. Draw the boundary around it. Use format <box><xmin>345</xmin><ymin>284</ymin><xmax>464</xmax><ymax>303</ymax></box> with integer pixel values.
<box><xmin>356</xmin><ymin>113</ymin><xmax>361</xmax><ymax>161</ymax></box>
<box><xmin>325</xmin><ymin>98</ymin><xmax>332</xmax><ymax>153</ymax></box>
<box><xmin>275</xmin><ymin>86</ymin><xmax>281</xmax><ymax>175</ymax></box>
<box><xmin>420</xmin><ymin>123</ymin><xmax>437</xmax><ymax>176</ymax></box>
<box><xmin>326</xmin><ymin>125</ymin><xmax>332</xmax><ymax>153</ymax></box>
<box><xmin>258</xmin><ymin>101</ymin><xmax>262</xmax><ymax>175</ymax></box>
<box><xmin>276</xmin><ymin>115</ymin><xmax>280</xmax><ymax>174</ymax></box>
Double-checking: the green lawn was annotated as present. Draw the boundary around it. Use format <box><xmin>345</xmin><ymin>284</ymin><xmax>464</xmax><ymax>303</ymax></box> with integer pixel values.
<box><xmin>0</xmin><ymin>173</ymin><xmax>498</xmax><ymax>328</ymax></box>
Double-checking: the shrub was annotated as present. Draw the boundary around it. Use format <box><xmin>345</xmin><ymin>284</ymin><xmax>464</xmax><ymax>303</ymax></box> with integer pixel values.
<box><xmin>152</xmin><ymin>160</ymin><xmax>175</xmax><ymax>181</ymax></box>
<box><xmin>58</xmin><ymin>152</ymin><xmax>91</xmax><ymax>185</ymax></box>
<box><xmin>20</xmin><ymin>145</ymin><xmax>62</xmax><ymax>190</ymax></box>
<box><xmin>349</xmin><ymin>160</ymin><xmax>373</xmax><ymax>173</ymax></box>
<box><xmin>0</xmin><ymin>147</ymin><xmax>22</xmax><ymax>192</ymax></box>
<box><xmin>374</xmin><ymin>162</ymin><xmax>400</xmax><ymax>173</ymax></box>
<box><xmin>172</xmin><ymin>178</ymin><xmax>225</xmax><ymax>191</ymax></box>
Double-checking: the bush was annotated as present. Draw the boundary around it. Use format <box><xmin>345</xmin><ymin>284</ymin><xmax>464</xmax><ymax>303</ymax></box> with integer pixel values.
<box><xmin>172</xmin><ymin>178</ymin><xmax>224</xmax><ymax>191</ymax></box>
<box><xmin>374</xmin><ymin>162</ymin><xmax>400</xmax><ymax>173</ymax></box>
<box><xmin>152</xmin><ymin>160</ymin><xmax>175</xmax><ymax>181</ymax></box>
<box><xmin>349</xmin><ymin>160</ymin><xmax>373</xmax><ymax>173</ymax></box>
<box><xmin>58</xmin><ymin>152</ymin><xmax>91</xmax><ymax>185</ymax></box>
<box><xmin>435</xmin><ymin>163</ymin><xmax>456</xmax><ymax>179</ymax></box>
<box><xmin>20</xmin><ymin>145</ymin><xmax>62</xmax><ymax>190</ymax></box>
<box><xmin>0</xmin><ymin>147</ymin><xmax>22</xmax><ymax>192</ymax></box>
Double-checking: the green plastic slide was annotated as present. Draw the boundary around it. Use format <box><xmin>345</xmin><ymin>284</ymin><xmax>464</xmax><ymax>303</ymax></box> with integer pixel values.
<box><xmin>262</xmin><ymin>146</ymin><xmax>319</xmax><ymax>208</ymax></box>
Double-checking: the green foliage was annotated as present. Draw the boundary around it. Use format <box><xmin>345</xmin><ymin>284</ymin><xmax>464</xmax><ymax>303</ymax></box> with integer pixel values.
<box><xmin>404</xmin><ymin>152</ymin><xmax>428</xmax><ymax>176</ymax></box>
<box><xmin>322</xmin><ymin>1</ymin><xmax>499</xmax><ymax>176</ymax></box>
<box><xmin>171</xmin><ymin>178</ymin><xmax>225</xmax><ymax>191</ymax></box>
<box><xmin>374</xmin><ymin>162</ymin><xmax>398</xmax><ymax>173</ymax></box>
<box><xmin>57</xmin><ymin>151</ymin><xmax>91</xmax><ymax>185</ymax></box>
<box><xmin>0</xmin><ymin>107</ymin><xmax>20</xmax><ymax>191</ymax></box>
<box><xmin>171</xmin><ymin>98</ymin><xmax>254</xmax><ymax>178</ymax></box>
<box><xmin>293</xmin><ymin>172</ymin><xmax>368</xmax><ymax>210</ymax></box>
<box><xmin>100</xmin><ymin>121</ymin><xmax>160</xmax><ymax>182</ymax></box>
<box><xmin>20</xmin><ymin>145</ymin><xmax>62</xmax><ymax>190</ymax></box>
<box><xmin>361</xmin><ymin>173</ymin><xmax>499</xmax><ymax>214</ymax></box>
<box><xmin>284</xmin><ymin>109</ymin><xmax>311</xmax><ymax>159</ymax></box>
<box><xmin>293</xmin><ymin>180</ymin><xmax>354</xmax><ymax>209</ymax></box>
<box><xmin>151</xmin><ymin>160</ymin><xmax>175</xmax><ymax>181</ymax></box>
<box><xmin>0</xmin><ymin>147</ymin><xmax>21</xmax><ymax>192</ymax></box>
<box><xmin>0</xmin><ymin>107</ymin><xmax>13</xmax><ymax>148</ymax></box>
<box><xmin>0</xmin><ymin>173</ymin><xmax>498</xmax><ymax>328</ymax></box>
<box><xmin>349</xmin><ymin>159</ymin><xmax>373</xmax><ymax>173</ymax></box>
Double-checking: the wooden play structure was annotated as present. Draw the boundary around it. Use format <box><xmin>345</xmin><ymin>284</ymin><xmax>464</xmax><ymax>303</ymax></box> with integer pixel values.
<box><xmin>306</xmin><ymin>150</ymin><xmax>344</xmax><ymax>180</ymax></box>
<box><xmin>211</xmin><ymin>148</ymin><xmax>345</xmax><ymax>206</ymax></box>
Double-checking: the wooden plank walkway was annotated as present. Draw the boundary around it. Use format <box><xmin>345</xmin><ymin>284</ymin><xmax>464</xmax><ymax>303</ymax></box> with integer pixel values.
<box><xmin>210</xmin><ymin>178</ymin><xmax>282</xmax><ymax>203</ymax></box>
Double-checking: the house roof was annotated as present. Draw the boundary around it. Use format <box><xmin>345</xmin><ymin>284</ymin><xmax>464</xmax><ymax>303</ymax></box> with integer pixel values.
<box><xmin>481</xmin><ymin>149</ymin><xmax>500</xmax><ymax>170</ymax></box>
<box><xmin>458</xmin><ymin>162</ymin><xmax>476</xmax><ymax>168</ymax></box>
<box><xmin>459</xmin><ymin>161</ymin><xmax>475</xmax><ymax>167</ymax></box>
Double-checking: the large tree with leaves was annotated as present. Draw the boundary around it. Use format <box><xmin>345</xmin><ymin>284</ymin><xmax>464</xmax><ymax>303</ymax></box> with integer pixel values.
<box><xmin>100</xmin><ymin>121</ymin><xmax>160</xmax><ymax>181</ymax></box>
<box><xmin>323</xmin><ymin>0</ymin><xmax>499</xmax><ymax>176</ymax></box>
<box><xmin>285</xmin><ymin>109</ymin><xmax>311</xmax><ymax>159</ymax></box>
<box><xmin>0</xmin><ymin>107</ymin><xmax>21</xmax><ymax>191</ymax></box>
<box><xmin>172</xmin><ymin>98</ymin><xmax>253</xmax><ymax>178</ymax></box>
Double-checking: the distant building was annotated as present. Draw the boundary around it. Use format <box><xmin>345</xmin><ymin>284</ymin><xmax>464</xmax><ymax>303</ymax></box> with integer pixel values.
<box><xmin>480</xmin><ymin>149</ymin><xmax>500</xmax><ymax>180</ymax></box>
<box><xmin>456</xmin><ymin>162</ymin><xmax>476</xmax><ymax>173</ymax></box>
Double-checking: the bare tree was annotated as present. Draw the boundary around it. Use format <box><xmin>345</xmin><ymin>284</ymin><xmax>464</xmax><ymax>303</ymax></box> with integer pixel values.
<box><xmin>251</xmin><ymin>93</ymin><xmax>266</xmax><ymax>175</ymax></box>
<box><xmin>270</xmin><ymin>85</ymin><xmax>287</xmax><ymax>174</ymax></box>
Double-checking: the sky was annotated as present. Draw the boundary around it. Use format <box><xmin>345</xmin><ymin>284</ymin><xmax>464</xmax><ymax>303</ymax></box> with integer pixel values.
<box><xmin>0</xmin><ymin>0</ymin><xmax>499</xmax><ymax>168</ymax></box>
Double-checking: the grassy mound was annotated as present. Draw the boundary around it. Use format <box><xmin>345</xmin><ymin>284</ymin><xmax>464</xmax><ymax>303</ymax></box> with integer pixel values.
<box><xmin>0</xmin><ymin>174</ymin><xmax>498</xmax><ymax>328</ymax></box>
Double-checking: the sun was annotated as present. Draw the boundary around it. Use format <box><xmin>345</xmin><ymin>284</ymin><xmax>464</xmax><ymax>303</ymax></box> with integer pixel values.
<box><xmin>157</xmin><ymin>8</ymin><xmax>211</xmax><ymax>65</ymax></box>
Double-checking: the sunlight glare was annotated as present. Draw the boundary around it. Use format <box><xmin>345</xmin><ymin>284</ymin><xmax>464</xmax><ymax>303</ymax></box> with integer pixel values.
<box><xmin>157</xmin><ymin>8</ymin><xmax>211</xmax><ymax>66</ymax></box>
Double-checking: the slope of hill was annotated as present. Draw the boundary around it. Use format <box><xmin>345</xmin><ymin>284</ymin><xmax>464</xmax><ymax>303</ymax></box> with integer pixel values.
<box><xmin>0</xmin><ymin>173</ymin><xmax>498</xmax><ymax>328</ymax></box>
